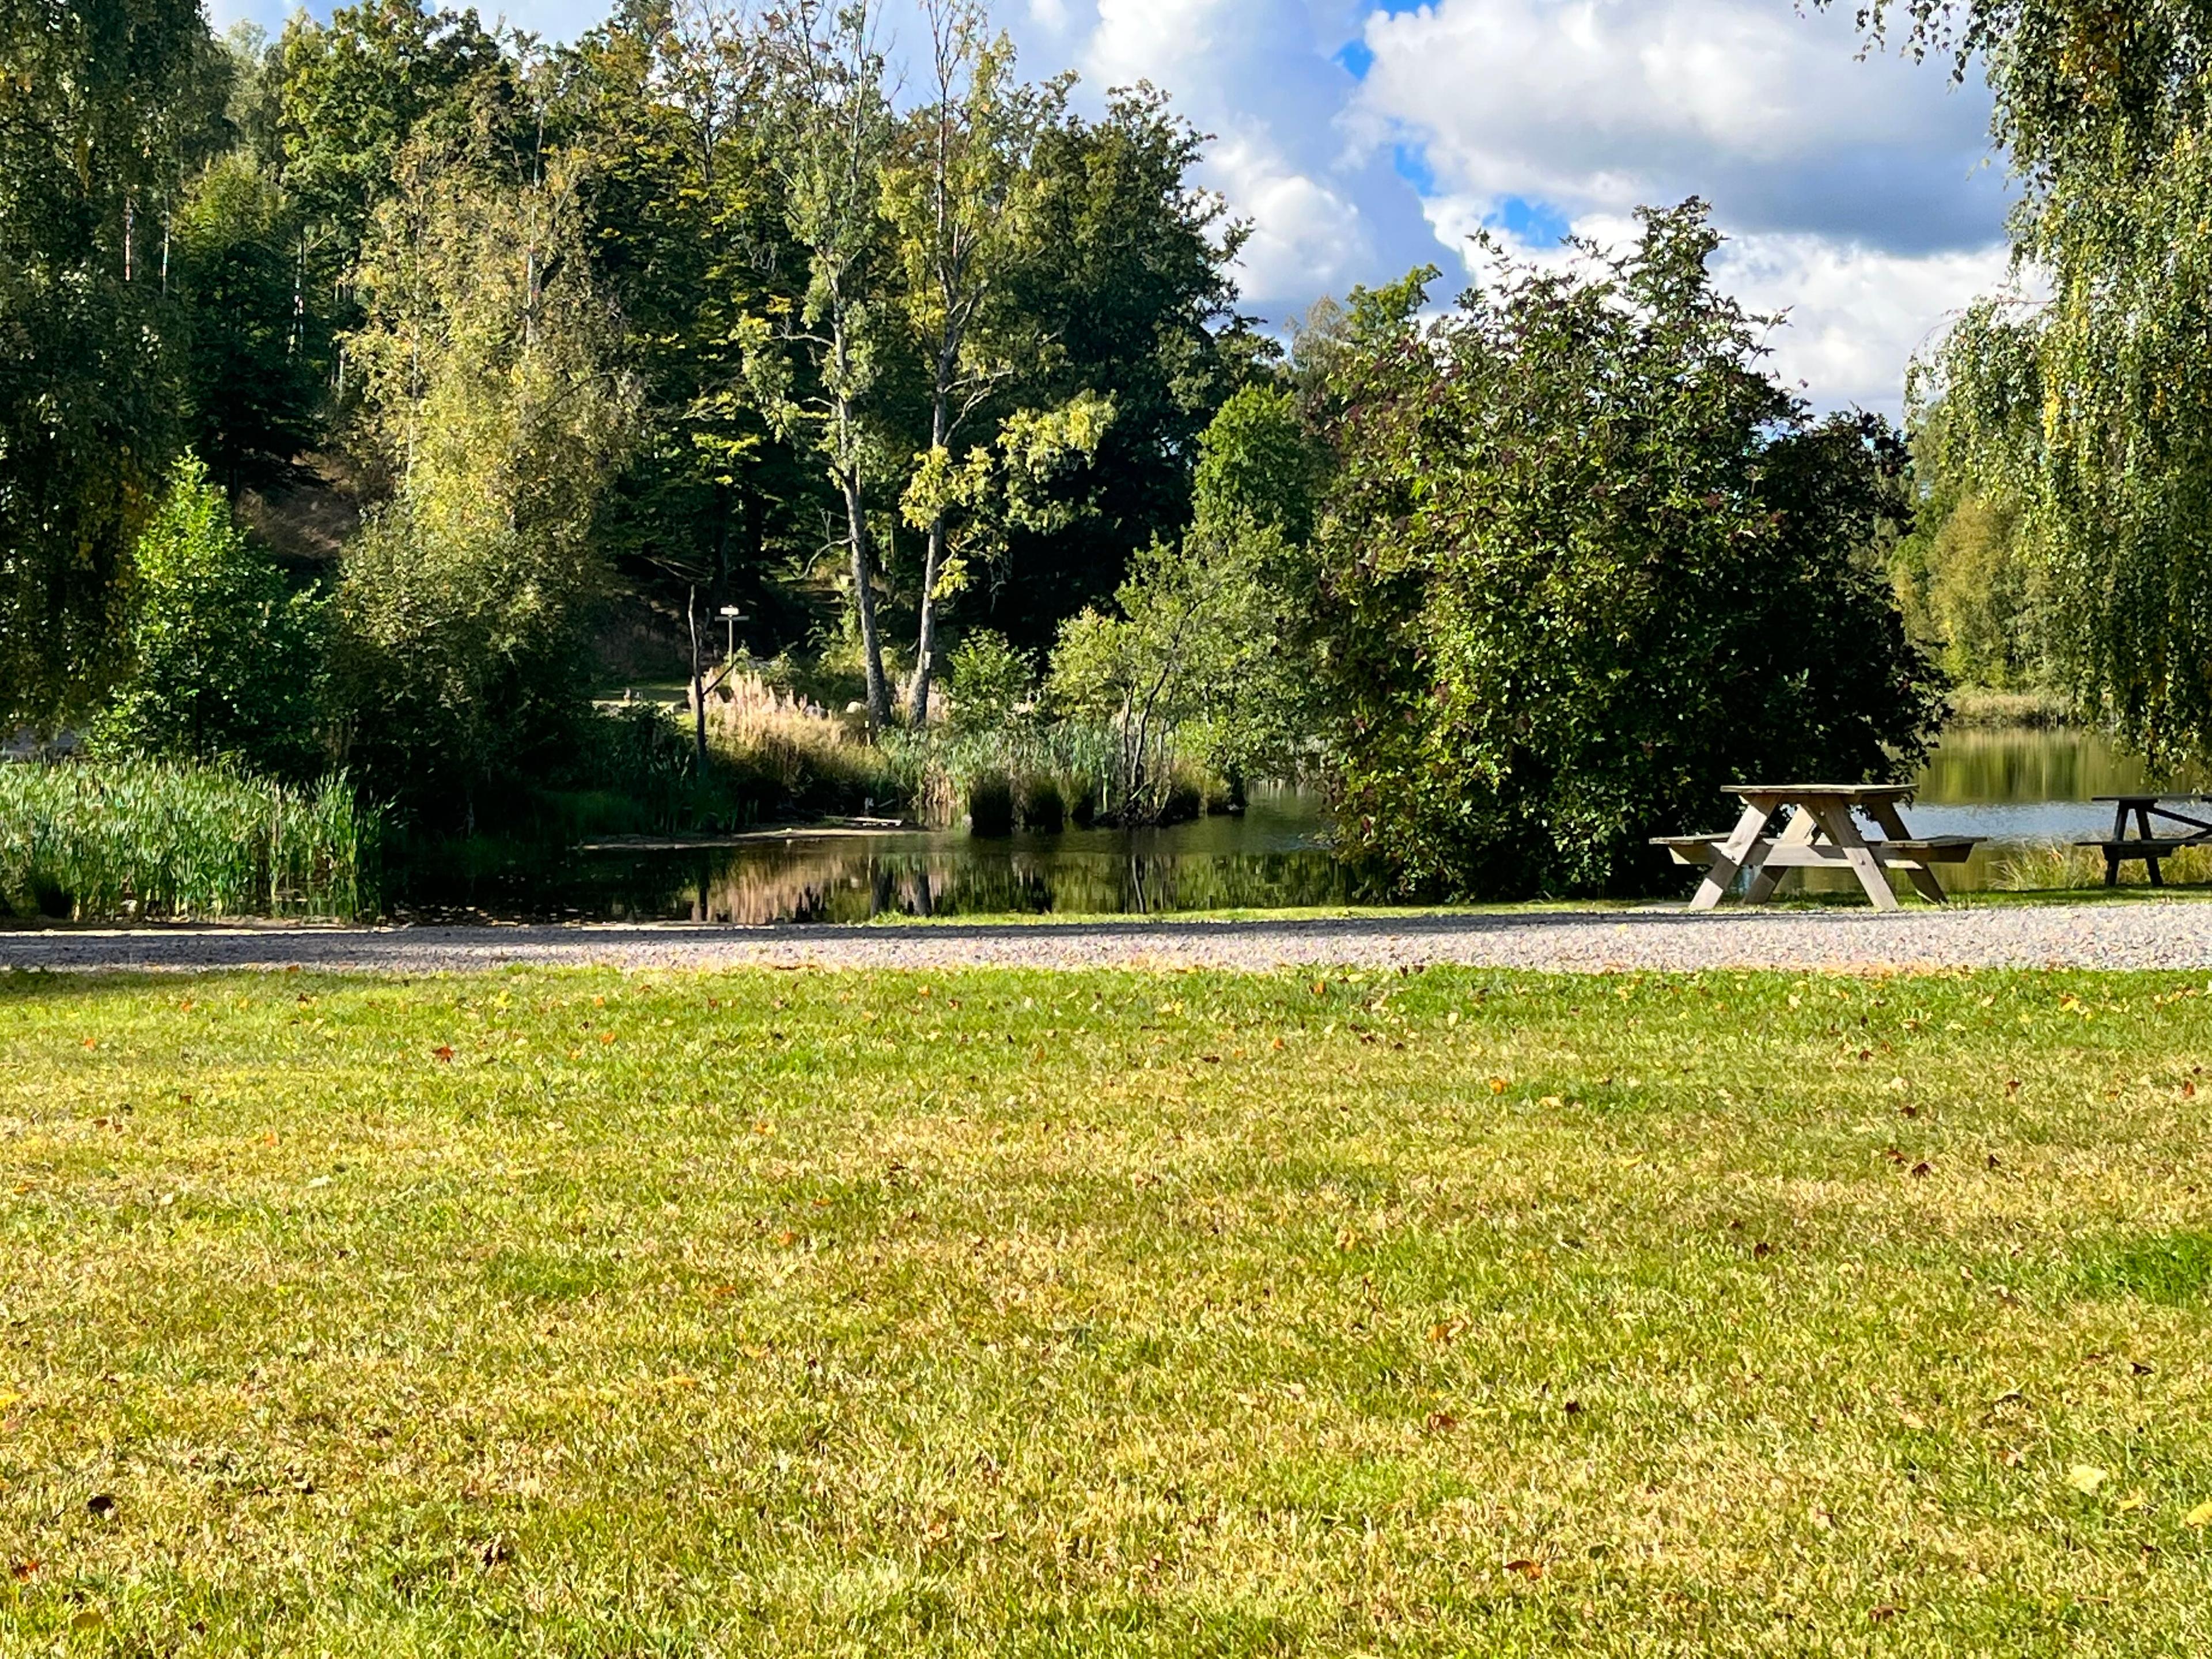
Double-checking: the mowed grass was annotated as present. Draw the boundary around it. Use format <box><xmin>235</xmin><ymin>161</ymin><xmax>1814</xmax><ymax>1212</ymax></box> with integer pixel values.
<box><xmin>6</xmin><ymin>968</ymin><xmax>2212</xmax><ymax>1654</ymax></box>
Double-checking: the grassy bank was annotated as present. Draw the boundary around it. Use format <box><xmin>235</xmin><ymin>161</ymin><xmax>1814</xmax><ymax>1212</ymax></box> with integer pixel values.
<box><xmin>0</xmin><ymin>762</ymin><xmax>380</xmax><ymax>922</ymax></box>
<box><xmin>8</xmin><ymin>966</ymin><xmax>2212</xmax><ymax>1653</ymax></box>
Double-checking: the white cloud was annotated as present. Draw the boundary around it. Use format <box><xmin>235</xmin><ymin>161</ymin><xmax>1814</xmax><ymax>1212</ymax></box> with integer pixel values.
<box><xmin>1422</xmin><ymin>196</ymin><xmax>2010</xmax><ymax>411</ymax></box>
<box><xmin>1350</xmin><ymin>0</ymin><xmax>2002</xmax><ymax>252</ymax></box>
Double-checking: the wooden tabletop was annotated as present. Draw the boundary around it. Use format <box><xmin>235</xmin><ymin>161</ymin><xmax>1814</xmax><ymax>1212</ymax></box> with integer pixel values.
<box><xmin>1726</xmin><ymin>783</ymin><xmax>1916</xmax><ymax>800</ymax></box>
<box><xmin>2094</xmin><ymin>794</ymin><xmax>2212</xmax><ymax>804</ymax></box>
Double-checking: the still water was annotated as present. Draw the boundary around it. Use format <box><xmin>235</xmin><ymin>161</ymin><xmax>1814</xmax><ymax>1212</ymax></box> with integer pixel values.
<box><xmin>397</xmin><ymin>728</ymin><xmax>2207</xmax><ymax>923</ymax></box>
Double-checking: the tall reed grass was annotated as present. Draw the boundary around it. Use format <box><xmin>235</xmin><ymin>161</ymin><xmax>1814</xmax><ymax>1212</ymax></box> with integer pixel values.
<box><xmin>0</xmin><ymin>760</ymin><xmax>381</xmax><ymax>921</ymax></box>
<box><xmin>885</xmin><ymin>721</ymin><xmax>1123</xmax><ymax>832</ymax></box>
<box><xmin>697</xmin><ymin>674</ymin><xmax>900</xmax><ymax>815</ymax></box>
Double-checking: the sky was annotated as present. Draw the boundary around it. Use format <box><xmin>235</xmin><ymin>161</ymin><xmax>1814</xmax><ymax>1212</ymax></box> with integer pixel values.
<box><xmin>209</xmin><ymin>0</ymin><xmax>2016</xmax><ymax>416</ymax></box>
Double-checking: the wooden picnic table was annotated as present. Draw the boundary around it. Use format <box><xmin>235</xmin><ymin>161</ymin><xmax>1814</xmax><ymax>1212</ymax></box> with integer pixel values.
<box><xmin>1653</xmin><ymin>784</ymin><xmax>1983</xmax><ymax>912</ymax></box>
<box><xmin>2082</xmin><ymin>796</ymin><xmax>2212</xmax><ymax>887</ymax></box>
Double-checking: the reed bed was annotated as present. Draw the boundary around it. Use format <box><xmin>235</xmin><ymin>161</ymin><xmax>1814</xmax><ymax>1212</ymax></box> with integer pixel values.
<box><xmin>696</xmin><ymin>674</ymin><xmax>899</xmax><ymax>815</ymax></box>
<box><xmin>886</xmin><ymin>719</ymin><xmax>1126</xmax><ymax>831</ymax></box>
<box><xmin>1989</xmin><ymin>839</ymin><xmax>2212</xmax><ymax>892</ymax></box>
<box><xmin>0</xmin><ymin>760</ymin><xmax>381</xmax><ymax>921</ymax></box>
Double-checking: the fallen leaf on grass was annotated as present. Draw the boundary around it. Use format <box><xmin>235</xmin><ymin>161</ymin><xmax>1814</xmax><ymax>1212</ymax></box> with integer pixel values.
<box><xmin>2184</xmin><ymin>1500</ymin><xmax>2212</xmax><ymax>1528</ymax></box>
<box><xmin>1502</xmin><ymin>1559</ymin><xmax>1543</xmax><ymax>1581</ymax></box>
<box><xmin>85</xmin><ymin>1493</ymin><xmax>115</xmax><ymax>1517</ymax></box>
<box><xmin>1424</xmin><ymin>1411</ymin><xmax>1459</xmax><ymax>1433</ymax></box>
<box><xmin>433</xmin><ymin>1046</ymin><xmax>454</xmax><ymax>1062</ymax></box>
<box><xmin>1868</xmin><ymin>1605</ymin><xmax>1899</xmax><ymax>1623</ymax></box>
<box><xmin>2066</xmin><ymin>1464</ymin><xmax>2108</xmax><ymax>1494</ymax></box>
<box><xmin>0</xmin><ymin>1390</ymin><xmax>19</xmax><ymax>1411</ymax></box>
<box><xmin>9</xmin><ymin>1560</ymin><xmax>35</xmax><ymax>1581</ymax></box>
<box><xmin>2115</xmin><ymin>1490</ymin><xmax>2150</xmax><ymax>1513</ymax></box>
<box><xmin>1488</xmin><ymin>1078</ymin><xmax>1508</xmax><ymax>1095</ymax></box>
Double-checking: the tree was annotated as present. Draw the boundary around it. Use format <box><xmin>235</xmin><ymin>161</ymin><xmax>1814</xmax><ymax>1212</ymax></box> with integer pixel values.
<box><xmin>171</xmin><ymin>153</ymin><xmax>325</xmax><ymax>487</ymax></box>
<box><xmin>989</xmin><ymin>86</ymin><xmax>1266</xmax><ymax>646</ymax></box>
<box><xmin>881</xmin><ymin>0</ymin><xmax>1067</xmax><ymax>724</ymax></box>
<box><xmin>1311</xmin><ymin>206</ymin><xmax>1945</xmax><ymax>899</ymax></box>
<box><xmin>1888</xmin><ymin>405</ymin><xmax>2046</xmax><ymax>689</ymax></box>
<box><xmin>743</xmin><ymin>0</ymin><xmax>897</xmax><ymax>729</ymax></box>
<box><xmin>93</xmin><ymin>454</ymin><xmax>325</xmax><ymax>777</ymax></box>
<box><xmin>1046</xmin><ymin>385</ymin><xmax>1319</xmax><ymax>816</ymax></box>
<box><xmin>1832</xmin><ymin>1</ymin><xmax>2212</xmax><ymax>761</ymax></box>
<box><xmin>335</xmin><ymin>142</ymin><xmax>641</xmax><ymax>821</ymax></box>
<box><xmin>279</xmin><ymin>1</ymin><xmax>513</xmax><ymax>255</ymax></box>
<box><xmin>0</xmin><ymin>0</ymin><xmax>221</xmax><ymax>728</ymax></box>
<box><xmin>556</xmin><ymin>2</ymin><xmax>821</xmax><ymax>657</ymax></box>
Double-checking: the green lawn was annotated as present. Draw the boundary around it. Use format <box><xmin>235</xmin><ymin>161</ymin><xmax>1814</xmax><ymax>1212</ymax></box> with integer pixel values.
<box><xmin>6</xmin><ymin>965</ymin><xmax>2212</xmax><ymax>1654</ymax></box>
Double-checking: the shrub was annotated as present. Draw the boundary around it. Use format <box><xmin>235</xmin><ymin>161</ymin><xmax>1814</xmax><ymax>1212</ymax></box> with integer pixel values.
<box><xmin>967</xmin><ymin>772</ymin><xmax>1015</xmax><ymax>837</ymax></box>
<box><xmin>0</xmin><ymin>759</ymin><xmax>380</xmax><ymax>921</ymax></box>
<box><xmin>946</xmin><ymin>632</ymin><xmax>1035</xmax><ymax>734</ymax></box>
<box><xmin>93</xmin><ymin>456</ymin><xmax>327</xmax><ymax>779</ymax></box>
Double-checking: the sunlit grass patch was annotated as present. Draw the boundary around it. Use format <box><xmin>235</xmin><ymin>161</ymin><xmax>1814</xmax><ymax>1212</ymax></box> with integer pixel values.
<box><xmin>6</xmin><ymin>965</ymin><xmax>2212</xmax><ymax>1653</ymax></box>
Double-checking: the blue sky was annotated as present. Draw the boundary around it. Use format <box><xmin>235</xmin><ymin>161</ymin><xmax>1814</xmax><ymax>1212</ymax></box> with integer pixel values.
<box><xmin>211</xmin><ymin>0</ymin><xmax>2014</xmax><ymax>414</ymax></box>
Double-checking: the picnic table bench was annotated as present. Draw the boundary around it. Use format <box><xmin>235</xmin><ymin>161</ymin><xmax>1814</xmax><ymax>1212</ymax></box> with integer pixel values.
<box><xmin>1654</xmin><ymin>784</ymin><xmax>1984</xmax><ymax>912</ymax></box>
<box><xmin>2081</xmin><ymin>796</ymin><xmax>2212</xmax><ymax>887</ymax></box>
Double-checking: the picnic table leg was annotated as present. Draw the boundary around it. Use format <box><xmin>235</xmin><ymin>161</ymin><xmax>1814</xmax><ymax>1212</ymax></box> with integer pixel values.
<box><xmin>1689</xmin><ymin>799</ymin><xmax>1779</xmax><ymax>912</ymax></box>
<box><xmin>1745</xmin><ymin>806</ymin><xmax>1821</xmax><ymax>904</ymax></box>
<box><xmin>2135</xmin><ymin>804</ymin><xmax>2168</xmax><ymax>887</ymax></box>
<box><xmin>1811</xmin><ymin>802</ymin><xmax>1902</xmax><ymax>912</ymax></box>
<box><xmin>1864</xmin><ymin>798</ymin><xmax>1949</xmax><ymax>906</ymax></box>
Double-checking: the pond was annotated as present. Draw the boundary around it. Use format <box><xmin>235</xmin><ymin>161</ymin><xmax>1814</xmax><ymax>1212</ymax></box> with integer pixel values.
<box><xmin>391</xmin><ymin>726</ymin><xmax>2209</xmax><ymax>923</ymax></box>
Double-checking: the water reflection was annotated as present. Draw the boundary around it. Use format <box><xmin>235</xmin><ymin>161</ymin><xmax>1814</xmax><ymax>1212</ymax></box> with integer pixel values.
<box><xmin>397</xmin><ymin>789</ymin><xmax>1365</xmax><ymax>923</ymax></box>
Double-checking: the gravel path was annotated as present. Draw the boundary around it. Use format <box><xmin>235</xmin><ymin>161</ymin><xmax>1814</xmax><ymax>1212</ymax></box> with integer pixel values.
<box><xmin>4</xmin><ymin>902</ymin><xmax>2211</xmax><ymax>975</ymax></box>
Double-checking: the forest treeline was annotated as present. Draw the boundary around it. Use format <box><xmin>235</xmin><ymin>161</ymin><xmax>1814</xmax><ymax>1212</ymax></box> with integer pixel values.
<box><xmin>6</xmin><ymin>0</ymin><xmax>2200</xmax><ymax>902</ymax></box>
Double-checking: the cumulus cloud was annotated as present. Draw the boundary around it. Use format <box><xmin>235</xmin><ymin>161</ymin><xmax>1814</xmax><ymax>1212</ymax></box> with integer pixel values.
<box><xmin>1349</xmin><ymin>0</ymin><xmax>2005</xmax><ymax>252</ymax></box>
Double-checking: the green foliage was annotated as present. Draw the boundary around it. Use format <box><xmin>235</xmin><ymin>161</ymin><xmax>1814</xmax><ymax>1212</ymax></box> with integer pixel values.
<box><xmin>335</xmin><ymin>146</ymin><xmax>641</xmax><ymax>821</ymax></box>
<box><xmin>1046</xmin><ymin>386</ymin><xmax>1323</xmax><ymax>819</ymax></box>
<box><xmin>93</xmin><ymin>456</ymin><xmax>326</xmax><ymax>778</ymax></box>
<box><xmin>278</xmin><ymin>0</ymin><xmax>514</xmax><ymax>251</ymax></box>
<box><xmin>990</xmin><ymin>86</ymin><xmax>1270</xmax><ymax>642</ymax></box>
<box><xmin>1192</xmin><ymin>384</ymin><xmax>1322</xmax><ymax>546</ymax></box>
<box><xmin>0</xmin><ymin>0</ymin><xmax>222</xmax><ymax>727</ymax></box>
<box><xmin>1313</xmin><ymin>206</ymin><xmax>1946</xmax><ymax>899</ymax></box>
<box><xmin>1890</xmin><ymin>418</ymin><xmax>2046</xmax><ymax>690</ymax></box>
<box><xmin>0</xmin><ymin>757</ymin><xmax>378</xmax><ymax>919</ymax></box>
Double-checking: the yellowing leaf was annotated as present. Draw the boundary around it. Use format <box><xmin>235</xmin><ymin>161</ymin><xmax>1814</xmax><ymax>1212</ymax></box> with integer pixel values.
<box><xmin>2184</xmin><ymin>1499</ymin><xmax>2212</xmax><ymax>1528</ymax></box>
<box><xmin>2066</xmin><ymin>1464</ymin><xmax>2108</xmax><ymax>1494</ymax></box>
<box><xmin>2115</xmin><ymin>1490</ymin><xmax>2150</xmax><ymax>1513</ymax></box>
<box><xmin>0</xmin><ymin>1389</ymin><xmax>20</xmax><ymax>1411</ymax></box>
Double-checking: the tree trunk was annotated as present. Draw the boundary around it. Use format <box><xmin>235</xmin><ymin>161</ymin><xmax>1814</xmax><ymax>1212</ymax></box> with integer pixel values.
<box><xmin>843</xmin><ymin>465</ymin><xmax>891</xmax><ymax>729</ymax></box>
<box><xmin>908</xmin><ymin>513</ymin><xmax>947</xmax><ymax>724</ymax></box>
<box><xmin>688</xmin><ymin>586</ymin><xmax>709</xmax><ymax>774</ymax></box>
<box><xmin>906</xmin><ymin>372</ymin><xmax>955</xmax><ymax>725</ymax></box>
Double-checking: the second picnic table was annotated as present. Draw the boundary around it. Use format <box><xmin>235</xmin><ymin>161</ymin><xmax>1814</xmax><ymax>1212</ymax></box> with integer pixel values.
<box><xmin>2083</xmin><ymin>796</ymin><xmax>2212</xmax><ymax>887</ymax></box>
<box><xmin>1654</xmin><ymin>785</ymin><xmax>1983</xmax><ymax>912</ymax></box>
